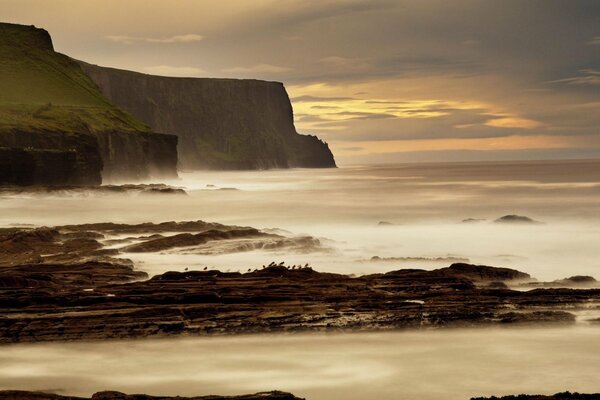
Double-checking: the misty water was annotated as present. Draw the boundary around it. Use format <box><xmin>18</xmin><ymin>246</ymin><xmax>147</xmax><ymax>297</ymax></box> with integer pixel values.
<box><xmin>1</xmin><ymin>327</ymin><xmax>599</xmax><ymax>400</ymax></box>
<box><xmin>1</xmin><ymin>160</ymin><xmax>600</xmax><ymax>399</ymax></box>
<box><xmin>1</xmin><ymin>160</ymin><xmax>599</xmax><ymax>281</ymax></box>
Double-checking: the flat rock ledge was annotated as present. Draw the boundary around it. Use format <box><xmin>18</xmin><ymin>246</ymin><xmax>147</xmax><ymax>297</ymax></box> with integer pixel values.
<box><xmin>0</xmin><ymin>391</ymin><xmax>301</xmax><ymax>400</ymax></box>
<box><xmin>1</xmin><ymin>390</ymin><xmax>598</xmax><ymax>400</ymax></box>
<box><xmin>472</xmin><ymin>392</ymin><xmax>600</xmax><ymax>400</ymax></box>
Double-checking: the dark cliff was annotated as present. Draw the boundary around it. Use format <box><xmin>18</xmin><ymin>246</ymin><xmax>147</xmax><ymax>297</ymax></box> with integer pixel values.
<box><xmin>78</xmin><ymin>62</ymin><xmax>336</xmax><ymax>170</ymax></box>
<box><xmin>0</xmin><ymin>23</ymin><xmax>178</xmax><ymax>185</ymax></box>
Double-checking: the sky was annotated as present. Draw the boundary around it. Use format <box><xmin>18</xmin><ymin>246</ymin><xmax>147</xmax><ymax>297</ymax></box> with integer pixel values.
<box><xmin>2</xmin><ymin>0</ymin><xmax>599</xmax><ymax>164</ymax></box>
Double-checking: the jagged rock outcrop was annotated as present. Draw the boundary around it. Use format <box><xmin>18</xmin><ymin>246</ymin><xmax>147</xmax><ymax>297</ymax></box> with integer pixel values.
<box><xmin>78</xmin><ymin>62</ymin><xmax>337</xmax><ymax>170</ymax></box>
<box><xmin>0</xmin><ymin>23</ymin><xmax>178</xmax><ymax>185</ymax></box>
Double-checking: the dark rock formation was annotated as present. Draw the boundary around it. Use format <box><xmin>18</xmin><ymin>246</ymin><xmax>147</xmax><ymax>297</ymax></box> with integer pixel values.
<box><xmin>0</xmin><ymin>391</ymin><xmax>302</xmax><ymax>400</ymax></box>
<box><xmin>519</xmin><ymin>275</ymin><xmax>598</xmax><ymax>289</ymax></box>
<box><xmin>0</xmin><ymin>183</ymin><xmax>186</xmax><ymax>196</ymax></box>
<box><xmin>368</xmin><ymin>256</ymin><xmax>470</xmax><ymax>264</ymax></box>
<box><xmin>0</xmin><ymin>23</ymin><xmax>178</xmax><ymax>185</ymax></box>
<box><xmin>472</xmin><ymin>392</ymin><xmax>600</xmax><ymax>400</ymax></box>
<box><xmin>462</xmin><ymin>218</ymin><xmax>486</xmax><ymax>223</ymax></box>
<box><xmin>94</xmin><ymin>131</ymin><xmax>178</xmax><ymax>182</ymax></box>
<box><xmin>494</xmin><ymin>215</ymin><xmax>542</xmax><ymax>224</ymax></box>
<box><xmin>0</xmin><ymin>147</ymin><xmax>87</xmax><ymax>185</ymax></box>
<box><xmin>437</xmin><ymin>263</ymin><xmax>532</xmax><ymax>283</ymax></box>
<box><xmin>78</xmin><ymin>62</ymin><xmax>336</xmax><ymax>170</ymax></box>
<box><xmin>1</xmin><ymin>222</ymin><xmax>598</xmax><ymax>343</ymax></box>
<box><xmin>0</xmin><ymin>131</ymin><xmax>103</xmax><ymax>185</ymax></box>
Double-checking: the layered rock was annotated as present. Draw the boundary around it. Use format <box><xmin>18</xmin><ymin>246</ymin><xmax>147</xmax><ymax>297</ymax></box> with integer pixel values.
<box><xmin>0</xmin><ymin>131</ymin><xmax>102</xmax><ymax>185</ymax></box>
<box><xmin>1</xmin><ymin>222</ymin><xmax>599</xmax><ymax>343</ymax></box>
<box><xmin>0</xmin><ymin>23</ymin><xmax>178</xmax><ymax>185</ymax></box>
<box><xmin>0</xmin><ymin>391</ymin><xmax>301</xmax><ymax>400</ymax></box>
<box><xmin>78</xmin><ymin>62</ymin><xmax>336</xmax><ymax>170</ymax></box>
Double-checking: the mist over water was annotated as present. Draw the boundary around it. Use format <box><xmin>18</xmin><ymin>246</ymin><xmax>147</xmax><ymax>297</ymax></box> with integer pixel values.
<box><xmin>0</xmin><ymin>327</ymin><xmax>599</xmax><ymax>400</ymax></box>
<box><xmin>2</xmin><ymin>160</ymin><xmax>600</xmax><ymax>399</ymax></box>
<box><xmin>1</xmin><ymin>160</ymin><xmax>599</xmax><ymax>281</ymax></box>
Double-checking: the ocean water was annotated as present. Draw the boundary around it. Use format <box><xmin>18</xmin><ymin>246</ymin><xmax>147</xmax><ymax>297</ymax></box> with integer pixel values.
<box><xmin>1</xmin><ymin>160</ymin><xmax>599</xmax><ymax>281</ymax></box>
<box><xmin>0</xmin><ymin>327</ymin><xmax>599</xmax><ymax>400</ymax></box>
<box><xmin>1</xmin><ymin>160</ymin><xmax>600</xmax><ymax>399</ymax></box>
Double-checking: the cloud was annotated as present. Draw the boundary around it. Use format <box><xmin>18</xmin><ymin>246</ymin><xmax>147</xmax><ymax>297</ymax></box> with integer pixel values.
<box><xmin>291</xmin><ymin>95</ymin><xmax>357</xmax><ymax>102</ymax></box>
<box><xmin>485</xmin><ymin>116</ymin><xmax>544</xmax><ymax>129</ymax></box>
<box><xmin>319</xmin><ymin>56</ymin><xmax>371</xmax><ymax>71</ymax></box>
<box><xmin>105</xmin><ymin>34</ymin><xmax>204</xmax><ymax>44</ymax></box>
<box><xmin>223</xmin><ymin>64</ymin><xmax>291</xmax><ymax>74</ymax></box>
<box><xmin>143</xmin><ymin>65</ymin><xmax>206</xmax><ymax>77</ymax></box>
<box><xmin>550</xmin><ymin>69</ymin><xmax>600</xmax><ymax>86</ymax></box>
<box><xmin>587</xmin><ymin>36</ymin><xmax>600</xmax><ymax>45</ymax></box>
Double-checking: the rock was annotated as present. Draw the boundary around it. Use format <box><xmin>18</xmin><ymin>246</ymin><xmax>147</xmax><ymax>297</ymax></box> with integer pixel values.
<box><xmin>499</xmin><ymin>311</ymin><xmax>576</xmax><ymax>324</ymax></box>
<box><xmin>0</xmin><ymin>391</ymin><xmax>302</xmax><ymax>400</ymax></box>
<box><xmin>494</xmin><ymin>215</ymin><xmax>543</xmax><ymax>224</ymax></box>
<box><xmin>78</xmin><ymin>61</ymin><xmax>336</xmax><ymax>170</ymax></box>
<box><xmin>377</xmin><ymin>221</ymin><xmax>395</xmax><ymax>226</ymax></box>
<box><xmin>121</xmin><ymin>228</ymin><xmax>266</xmax><ymax>253</ymax></box>
<box><xmin>520</xmin><ymin>275</ymin><xmax>598</xmax><ymax>289</ymax></box>
<box><xmin>0</xmin><ymin>133</ymin><xmax>103</xmax><ymax>186</ymax></box>
<box><xmin>560</xmin><ymin>275</ymin><xmax>596</xmax><ymax>284</ymax></box>
<box><xmin>1</xmin><ymin>223</ymin><xmax>598</xmax><ymax>343</ymax></box>
<box><xmin>0</xmin><ymin>184</ymin><xmax>186</xmax><ymax>197</ymax></box>
<box><xmin>462</xmin><ymin>218</ymin><xmax>485</xmax><ymax>223</ymax></box>
<box><xmin>472</xmin><ymin>391</ymin><xmax>600</xmax><ymax>399</ymax></box>
<box><xmin>1</xmin><ymin>256</ymin><xmax>598</xmax><ymax>342</ymax></box>
<box><xmin>438</xmin><ymin>263</ymin><xmax>531</xmax><ymax>282</ymax></box>
<box><xmin>367</xmin><ymin>256</ymin><xmax>470</xmax><ymax>264</ymax></box>
<box><xmin>486</xmin><ymin>281</ymin><xmax>509</xmax><ymax>289</ymax></box>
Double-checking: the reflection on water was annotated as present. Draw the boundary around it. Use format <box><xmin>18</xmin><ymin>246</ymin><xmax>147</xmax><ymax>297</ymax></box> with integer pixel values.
<box><xmin>0</xmin><ymin>327</ymin><xmax>599</xmax><ymax>400</ymax></box>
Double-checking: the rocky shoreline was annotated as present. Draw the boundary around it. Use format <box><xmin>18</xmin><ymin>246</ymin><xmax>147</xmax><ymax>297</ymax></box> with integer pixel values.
<box><xmin>1</xmin><ymin>391</ymin><xmax>598</xmax><ymax>400</ymax></box>
<box><xmin>0</xmin><ymin>392</ymin><xmax>301</xmax><ymax>400</ymax></box>
<box><xmin>473</xmin><ymin>393</ymin><xmax>600</xmax><ymax>400</ymax></box>
<box><xmin>1</xmin><ymin>221</ymin><xmax>599</xmax><ymax>343</ymax></box>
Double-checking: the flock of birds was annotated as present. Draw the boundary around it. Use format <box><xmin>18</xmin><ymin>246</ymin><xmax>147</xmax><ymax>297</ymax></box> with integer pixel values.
<box><xmin>183</xmin><ymin>262</ymin><xmax>311</xmax><ymax>273</ymax></box>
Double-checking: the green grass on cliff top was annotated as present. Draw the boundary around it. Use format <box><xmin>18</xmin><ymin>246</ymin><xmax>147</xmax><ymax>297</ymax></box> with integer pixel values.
<box><xmin>0</xmin><ymin>22</ymin><xmax>148</xmax><ymax>134</ymax></box>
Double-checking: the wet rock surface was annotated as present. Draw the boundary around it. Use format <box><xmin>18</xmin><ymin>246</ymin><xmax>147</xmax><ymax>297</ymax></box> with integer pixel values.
<box><xmin>0</xmin><ymin>184</ymin><xmax>186</xmax><ymax>197</ymax></box>
<box><xmin>472</xmin><ymin>392</ymin><xmax>600</xmax><ymax>399</ymax></box>
<box><xmin>0</xmin><ymin>391</ymin><xmax>301</xmax><ymax>400</ymax></box>
<box><xmin>0</xmin><ymin>221</ymin><xmax>599</xmax><ymax>343</ymax></box>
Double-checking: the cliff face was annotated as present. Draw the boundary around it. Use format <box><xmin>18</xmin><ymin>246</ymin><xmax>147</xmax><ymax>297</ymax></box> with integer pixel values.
<box><xmin>0</xmin><ymin>23</ymin><xmax>178</xmax><ymax>185</ymax></box>
<box><xmin>95</xmin><ymin>131</ymin><xmax>178</xmax><ymax>182</ymax></box>
<box><xmin>0</xmin><ymin>148</ymin><xmax>85</xmax><ymax>186</ymax></box>
<box><xmin>0</xmin><ymin>130</ymin><xmax>102</xmax><ymax>185</ymax></box>
<box><xmin>79</xmin><ymin>62</ymin><xmax>336</xmax><ymax>170</ymax></box>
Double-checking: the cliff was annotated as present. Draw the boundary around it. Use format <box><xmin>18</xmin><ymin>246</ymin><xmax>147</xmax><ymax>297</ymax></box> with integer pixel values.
<box><xmin>0</xmin><ymin>23</ymin><xmax>178</xmax><ymax>185</ymax></box>
<box><xmin>78</xmin><ymin>62</ymin><xmax>336</xmax><ymax>170</ymax></box>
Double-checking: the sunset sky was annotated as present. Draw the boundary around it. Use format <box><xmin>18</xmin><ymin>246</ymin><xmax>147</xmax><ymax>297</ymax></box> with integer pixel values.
<box><xmin>2</xmin><ymin>0</ymin><xmax>599</xmax><ymax>164</ymax></box>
